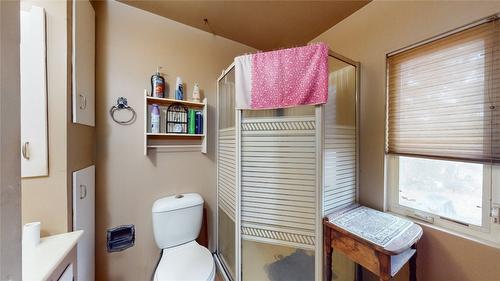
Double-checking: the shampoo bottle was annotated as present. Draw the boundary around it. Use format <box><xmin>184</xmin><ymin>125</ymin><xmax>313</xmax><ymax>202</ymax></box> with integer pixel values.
<box><xmin>151</xmin><ymin>104</ymin><xmax>160</xmax><ymax>133</ymax></box>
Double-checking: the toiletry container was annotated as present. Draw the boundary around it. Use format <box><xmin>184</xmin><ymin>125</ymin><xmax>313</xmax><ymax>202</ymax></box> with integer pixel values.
<box><xmin>191</xmin><ymin>83</ymin><xmax>200</xmax><ymax>102</ymax></box>
<box><xmin>151</xmin><ymin>67</ymin><xmax>165</xmax><ymax>98</ymax></box>
<box><xmin>174</xmin><ymin>77</ymin><xmax>183</xmax><ymax>100</ymax></box>
<box><xmin>151</xmin><ymin>104</ymin><xmax>160</xmax><ymax>134</ymax></box>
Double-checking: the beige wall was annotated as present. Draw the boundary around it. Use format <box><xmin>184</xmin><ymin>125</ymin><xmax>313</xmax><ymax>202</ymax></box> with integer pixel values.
<box><xmin>94</xmin><ymin>1</ymin><xmax>255</xmax><ymax>280</ymax></box>
<box><xmin>312</xmin><ymin>1</ymin><xmax>500</xmax><ymax>281</ymax></box>
<box><xmin>0</xmin><ymin>0</ymin><xmax>22</xmax><ymax>279</ymax></box>
<box><xmin>21</xmin><ymin>0</ymin><xmax>69</xmax><ymax>237</ymax></box>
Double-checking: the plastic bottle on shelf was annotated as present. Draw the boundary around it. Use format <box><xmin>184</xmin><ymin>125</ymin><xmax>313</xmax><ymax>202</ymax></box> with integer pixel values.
<box><xmin>174</xmin><ymin>77</ymin><xmax>183</xmax><ymax>100</ymax></box>
<box><xmin>151</xmin><ymin>104</ymin><xmax>160</xmax><ymax>134</ymax></box>
<box><xmin>191</xmin><ymin>83</ymin><xmax>200</xmax><ymax>102</ymax></box>
<box><xmin>151</xmin><ymin>66</ymin><xmax>165</xmax><ymax>98</ymax></box>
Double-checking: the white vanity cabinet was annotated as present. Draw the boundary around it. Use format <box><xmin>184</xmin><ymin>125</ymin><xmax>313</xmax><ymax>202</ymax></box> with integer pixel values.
<box><xmin>72</xmin><ymin>0</ymin><xmax>95</xmax><ymax>126</ymax></box>
<box><xmin>22</xmin><ymin>231</ymin><xmax>83</xmax><ymax>281</ymax></box>
<box><xmin>58</xmin><ymin>264</ymin><xmax>73</xmax><ymax>281</ymax></box>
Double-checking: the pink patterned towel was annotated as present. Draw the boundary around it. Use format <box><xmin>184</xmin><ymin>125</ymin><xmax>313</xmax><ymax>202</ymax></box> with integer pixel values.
<box><xmin>235</xmin><ymin>43</ymin><xmax>329</xmax><ymax>109</ymax></box>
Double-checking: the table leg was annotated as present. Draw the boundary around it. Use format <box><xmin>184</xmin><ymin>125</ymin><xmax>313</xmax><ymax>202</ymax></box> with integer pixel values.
<box><xmin>409</xmin><ymin>244</ymin><xmax>417</xmax><ymax>281</ymax></box>
<box><xmin>324</xmin><ymin>224</ymin><xmax>333</xmax><ymax>281</ymax></box>
<box><xmin>377</xmin><ymin>252</ymin><xmax>391</xmax><ymax>281</ymax></box>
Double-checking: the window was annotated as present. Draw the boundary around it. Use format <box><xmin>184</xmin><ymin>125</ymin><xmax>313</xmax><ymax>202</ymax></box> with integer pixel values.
<box><xmin>398</xmin><ymin>156</ymin><xmax>484</xmax><ymax>226</ymax></box>
<box><xmin>386</xmin><ymin>17</ymin><xmax>500</xmax><ymax>244</ymax></box>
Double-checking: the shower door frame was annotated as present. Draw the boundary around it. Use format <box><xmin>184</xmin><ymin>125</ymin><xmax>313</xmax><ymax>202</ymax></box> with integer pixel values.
<box><xmin>317</xmin><ymin>50</ymin><xmax>361</xmax><ymax>281</ymax></box>
<box><xmin>215</xmin><ymin>51</ymin><xmax>360</xmax><ymax>281</ymax></box>
<box><xmin>215</xmin><ymin>62</ymin><xmax>239</xmax><ymax>281</ymax></box>
<box><xmin>320</xmin><ymin>50</ymin><xmax>361</xmax><ymax>281</ymax></box>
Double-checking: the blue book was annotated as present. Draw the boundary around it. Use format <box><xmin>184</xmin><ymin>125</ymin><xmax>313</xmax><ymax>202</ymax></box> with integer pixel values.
<box><xmin>195</xmin><ymin>111</ymin><xmax>203</xmax><ymax>134</ymax></box>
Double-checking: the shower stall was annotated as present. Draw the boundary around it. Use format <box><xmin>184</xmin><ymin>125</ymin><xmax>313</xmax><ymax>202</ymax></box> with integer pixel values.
<box><xmin>216</xmin><ymin>51</ymin><xmax>359</xmax><ymax>281</ymax></box>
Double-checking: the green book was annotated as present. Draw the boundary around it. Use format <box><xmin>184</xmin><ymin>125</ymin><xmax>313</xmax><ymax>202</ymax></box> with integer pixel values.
<box><xmin>188</xmin><ymin>109</ymin><xmax>196</xmax><ymax>134</ymax></box>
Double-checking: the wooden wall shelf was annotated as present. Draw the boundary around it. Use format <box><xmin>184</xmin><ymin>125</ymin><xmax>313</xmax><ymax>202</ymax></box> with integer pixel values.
<box><xmin>144</xmin><ymin>94</ymin><xmax>207</xmax><ymax>155</ymax></box>
<box><xmin>146</xmin><ymin>133</ymin><xmax>205</xmax><ymax>137</ymax></box>
<box><xmin>145</xmin><ymin>96</ymin><xmax>205</xmax><ymax>108</ymax></box>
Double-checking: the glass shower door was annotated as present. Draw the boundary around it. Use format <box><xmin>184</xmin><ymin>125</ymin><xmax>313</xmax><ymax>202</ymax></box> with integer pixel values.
<box><xmin>240</xmin><ymin>106</ymin><xmax>318</xmax><ymax>281</ymax></box>
<box><xmin>238</xmin><ymin>54</ymin><xmax>359</xmax><ymax>281</ymax></box>
<box><xmin>323</xmin><ymin>55</ymin><xmax>358</xmax><ymax>281</ymax></box>
<box><xmin>216</xmin><ymin>52</ymin><xmax>359</xmax><ymax>281</ymax></box>
<box><xmin>217</xmin><ymin>67</ymin><xmax>237</xmax><ymax>280</ymax></box>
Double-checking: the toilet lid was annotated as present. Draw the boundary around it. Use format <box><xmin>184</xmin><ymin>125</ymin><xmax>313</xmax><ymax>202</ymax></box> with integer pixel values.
<box><xmin>155</xmin><ymin>241</ymin><xmax>215</xmax><ymax>281</ymax></box>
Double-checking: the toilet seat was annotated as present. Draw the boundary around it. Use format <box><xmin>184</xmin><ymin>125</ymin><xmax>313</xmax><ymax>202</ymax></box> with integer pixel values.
<box><xmin>154</xmin><ymin>241</ymin><xmax>215</xmax><ymax>281</ymax></box>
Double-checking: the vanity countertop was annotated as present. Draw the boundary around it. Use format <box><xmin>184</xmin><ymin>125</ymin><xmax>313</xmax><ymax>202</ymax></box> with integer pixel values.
<box><xmin>22</xmin><ymin>230</ymin><xmax>83</xmax><ymax>281</ymax></box>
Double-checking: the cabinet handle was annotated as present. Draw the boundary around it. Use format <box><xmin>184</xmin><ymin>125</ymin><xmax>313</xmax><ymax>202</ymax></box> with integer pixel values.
<box><xmin>79</xmin><ymin>94</ymin><xmax>87</xmax><ymax>110</ymax></box>
<box><xmin>22</xmin><ymin>141</ymin><xmax>30</xmax><ymax>160</ymax></box>
<box><xmin>79</xmin><ymin>184</ymin><xmax>87</xmax><ymax>199</ymax></box>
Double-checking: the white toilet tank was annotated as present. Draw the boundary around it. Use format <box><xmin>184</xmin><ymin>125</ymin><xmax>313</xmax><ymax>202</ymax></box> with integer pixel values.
<box><xmin>152</xmin><ymin>193</ymin><xmax>204</xmax><ymax>249</ymax></box>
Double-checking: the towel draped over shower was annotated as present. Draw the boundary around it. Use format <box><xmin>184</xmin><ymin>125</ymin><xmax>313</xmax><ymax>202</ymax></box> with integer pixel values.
<box><xmin>235</xmin><ymin>42</ymin><xmax>329</xmax><ymax>110</ymax></box>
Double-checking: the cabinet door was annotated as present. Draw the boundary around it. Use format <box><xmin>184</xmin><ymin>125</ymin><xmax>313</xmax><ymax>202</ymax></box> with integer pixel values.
<box><xmin>72</xmin><ymin>0</ymin><xmax>95</xmax><ymax>126</ymax></box>
<box><xmin>58</xmin><ymin>264</ymin><xmax>73</xmax><ymax>281</ymax></box>
<box><xmin>20</xmin><ymin>7</ymin><xmax>48</xmax><ymax>178</ymax></box>
<box><xmin>73</xmin><ymin>165</ymin><xmax>95</xmax><ymax>281</ymax></box>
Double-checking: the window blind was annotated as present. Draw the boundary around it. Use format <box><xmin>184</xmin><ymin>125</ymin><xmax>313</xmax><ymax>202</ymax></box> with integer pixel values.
<box><xmin>386</xmin><ymin>19</ymin><xmax>500</xmax><ymax>163</ymax></box>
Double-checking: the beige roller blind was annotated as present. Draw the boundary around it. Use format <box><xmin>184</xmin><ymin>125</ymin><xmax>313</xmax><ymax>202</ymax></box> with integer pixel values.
<box><xmin>386</xmin><ymin>19</ymin><xmax>500</xmax><ymax>163</ymax></box>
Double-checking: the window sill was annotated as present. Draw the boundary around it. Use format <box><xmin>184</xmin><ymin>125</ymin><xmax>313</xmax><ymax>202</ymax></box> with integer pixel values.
<box><xmin>388</xmin><ymin>211</ymin><xmax>500</xmax><ymax>251</ymax></box>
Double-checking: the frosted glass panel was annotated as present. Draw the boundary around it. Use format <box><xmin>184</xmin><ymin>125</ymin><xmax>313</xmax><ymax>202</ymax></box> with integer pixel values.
<box><xmin>219</xmin><ymin>69</ymin><xmax>235</xmax><ymax>130</ymax></box>
<box><xmin>242</xmin><ymin>240</ymin><xmax>315</xmax><ymax>281</ymax></box>
<box><xmin>217</xmin><ymin>67</ymin><xmax>236</xmax><ymax>279</ymax></box>
<box><xmin>241</xmin><ymin>106</ymin><xmax>317</xmax><ymax>280</ymax></box>
<box><xmin>323</xmin><ymin>58</ymin><xmax>357</xmax><ymax>215</ymax></box>
<box><xmin>324</xmin><ymin>57</ymin><xmax>357</xmax><ymax>281</ymax></box>
<box><xmin>218</xmin><ymin>207</ymin><xmax>236</xmax><ymax>277</ymax></box>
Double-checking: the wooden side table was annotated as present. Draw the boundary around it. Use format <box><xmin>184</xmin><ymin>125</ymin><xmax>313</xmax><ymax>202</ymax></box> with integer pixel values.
<box><xmin>323</xmin><ymin>204</ymin><xmax>423</xmax><ymax>281</ymax></box>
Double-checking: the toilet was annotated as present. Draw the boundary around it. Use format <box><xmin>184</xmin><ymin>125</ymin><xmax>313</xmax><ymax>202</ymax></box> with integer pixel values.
<box><xmin>152</xmin><ymin>193</ymin><xmax>215</xmax><ymax>281</ymax></box>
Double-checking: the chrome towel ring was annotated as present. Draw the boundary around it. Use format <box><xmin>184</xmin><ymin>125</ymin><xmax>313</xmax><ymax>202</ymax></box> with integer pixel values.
<box><xmin>110</xmin><ymin>97</ymin><xmax>136</xmax><ymax>125</ymax></box>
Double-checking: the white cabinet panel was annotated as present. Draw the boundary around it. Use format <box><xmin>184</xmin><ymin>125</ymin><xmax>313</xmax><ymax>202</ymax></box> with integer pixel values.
<box><xmin>73</xmin><ymin>165</ymin><xmax>95</xmax><ymax>281</ymax></box>
<box><xmin>20</xmin><ymin>7</ymin><xmax>48</xmax><ymax>178</ymax></box>
<box><xmin>72</xmin><ymin>0</ymin><xmax>95</xmax><ymax>126</ymax></box>
<box><xmin>58</xmin><ymin>264</ymin><xmax>73</xmax><ymax>281</ymax></box>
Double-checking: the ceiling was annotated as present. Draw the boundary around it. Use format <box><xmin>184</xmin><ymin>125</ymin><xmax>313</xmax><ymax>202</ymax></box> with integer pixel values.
<box><xmin>119</xmin><ymin>1</ymin><xmax>370</xmax><ymax>50</ymax></box>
